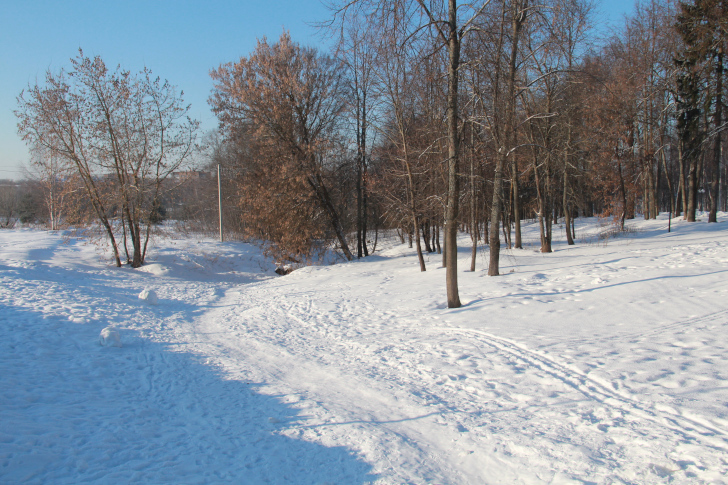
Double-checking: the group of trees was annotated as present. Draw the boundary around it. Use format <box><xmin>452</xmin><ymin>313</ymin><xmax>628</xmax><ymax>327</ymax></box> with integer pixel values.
<box><xmin>205</xmin><ymin>0</ymin><xmax>727</xmax><ymax>307</ymax></box>
<box><xmin>14</xmin><ymin>0</ymin><xmax>726</xmax><ymax>307</ymax></box>
<box><xmin>0</xmin><ymin>180</ymin><xmax>36</xmax><ymax>228</ymax></box>
<box><xmin>16</xmin><ymin>51</ymin><xmax>198</xmax><ymax>267</ymax></box>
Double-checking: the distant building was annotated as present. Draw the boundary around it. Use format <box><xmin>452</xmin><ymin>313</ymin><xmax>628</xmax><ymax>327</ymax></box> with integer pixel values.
<box><xmin>171</xmin><ymin>170</ymin><xmax>211</xmax><ymax>181</ymax></box>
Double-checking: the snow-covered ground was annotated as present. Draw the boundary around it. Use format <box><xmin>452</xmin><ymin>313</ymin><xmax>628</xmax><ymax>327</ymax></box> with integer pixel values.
<box><xmin>1</xmin><ymin>215</ymin><xmax>727</xmax><ymax>484</ymax></box>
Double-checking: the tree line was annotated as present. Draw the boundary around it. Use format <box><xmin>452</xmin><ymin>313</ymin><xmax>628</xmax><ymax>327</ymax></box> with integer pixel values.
<box><xmin>15</xmin><ymin>0</ymin><xmax>726</xmax><ymax>307</ymax></box>
<box><xmin>207</xmin><ymin>0</ymin><xmax>727</xmax><ymax>307</ymax></box>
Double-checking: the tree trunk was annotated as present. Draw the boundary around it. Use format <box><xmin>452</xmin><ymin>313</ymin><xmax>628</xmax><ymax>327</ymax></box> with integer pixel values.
<box><xmin>571</xmin><ymin>214</ymin><xmax>575</xmax><ymax>241</ymax></box>
<box><xmin>618</xmin><ymin>159</ymin><xmax>627</xmax><ymax>231</ymax></box>
<box><xmin>534</xmin><ymin>150</ymin><xmax>551</xmax><ymax>253</ymax></box>
<box><xmin>661</xmin><ymin>148</ymin><xmax>674</xmax><ymax>218</ymax></box>
<box><xmin>709</xmin><ymin>50</ymin><xmax>722</xmax><ymax>222</ymax></box>
<box><xmin>563</xmin><ymin>168</ymin><xmax>574</xmax><ymax>245</ymax></box>
<box><xmin>307</xmin><ymin>173</ymin><xmax>353</xmax><ymax>260</ymax></box>
<box><xmin>78</xmin><ymin>169</ymin><xmax>121</xmax><ymax>267</ymax></box>
<box><xmin>356</xmin><ymin>151</ymin><xmax>363</xmax><ymax>258</ymax></box>
<box><xmin>403</xmin><ymin>138</ymin><xmax>426</xmax><ymax>270</ymax></box>
<box><xmin>470</xmin><ymin>124</ymin><xmax>478</xmax><ymax>271</ymax></box>
<box><xmin>131</xmin><ymin>221</ymin><xmax>143</xmax><ymax>268</ymax></box>
<box><xmin>431</xmin><ymin>222</ymin><xmax>436</xmax><ymax>253</ymax></box>
<box><xmin>511</xmin><ymin>157</ymin><xmax>522</xmax><ymax>249</ymax></box>
<box><xmin>678</xmin><ymin>142</ymin><xmax>687</xmax><ymax>218</ymax></box>
<box><xmin>444</xmin><ymin>0</ymin><xmax>461</xmax><ymax>307</ymax></box>
<box><xmin>687</xmin><ymin>155</ymin><xmax>698</xmax><ymax>222</ymax></box>
<box><xmin>489</xmin><ymin>151</ymin><xmax>505</xmax><ymax>276</ymax></box>
<box><xmin>414</xmin><ymin>214</ymin><xmax>426</xmax><ymax>272</ymax></box>
<box><xmin>422</xmin><ymin>219</ymin><xmax>433</xmax><ymax>253</ymax></box>
<box><xmin>363</xmin><ymin>158</ymin><xmax>369</xmax><ymax>256</ymax></box>
<box><xmin>653</xmin><ymin>154</ymin><xmax>660</xmax><ymax>218</ymax></box>
<box><xmin>489</xmin><ymin>0</ymin><xmax>526</xmax><ymax>276</ymax></box>
<box><xmin>643</xmin><ymin>159</ymin><xmax>651</xmax><ymax>220</ymax></box>
<box><xmin>356</xmin><ymin>88</ymin><xmax>370</xmax><ymax>255</ymax></box>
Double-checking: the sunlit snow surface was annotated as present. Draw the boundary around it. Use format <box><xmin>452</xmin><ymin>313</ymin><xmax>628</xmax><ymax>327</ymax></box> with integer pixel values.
<box><xmin>1</xmin><ymin>215</ymin><xmax>728</xmax><ymax>484</ymax></box>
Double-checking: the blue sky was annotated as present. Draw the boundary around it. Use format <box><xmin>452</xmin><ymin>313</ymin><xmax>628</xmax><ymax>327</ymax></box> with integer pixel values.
<box><xmin>0</xmin><ymin>0</ymin><xmax>637</xmax><ymax>179</ymax></box>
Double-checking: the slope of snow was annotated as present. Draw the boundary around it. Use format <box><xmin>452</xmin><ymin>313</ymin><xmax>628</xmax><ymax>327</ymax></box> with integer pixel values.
<box><xmin>1</xmin><ymin>215</ymin><xmax>727</xmax><ymax>484</ymax></box>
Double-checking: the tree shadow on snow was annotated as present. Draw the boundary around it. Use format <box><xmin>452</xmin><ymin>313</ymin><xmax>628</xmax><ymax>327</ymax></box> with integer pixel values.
<box><xmin>0</xmin><ymin>304</ymin><xmax>376</xmax><ymax>484</ymax></box>
<box><xmin>458</xmin><ymin>269</ymin><xmax>728</xmax><ymax>311</ymax></box>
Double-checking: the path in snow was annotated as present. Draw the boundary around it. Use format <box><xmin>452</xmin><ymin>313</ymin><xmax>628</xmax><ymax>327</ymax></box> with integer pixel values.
<box><xmin>2</xmin><ymin>216</ymin><xmax>728</xmax><ymax>483</ymax></box>
<box><xmin>0</xmin><ymin>231</ymin><xmax>374</xmax><ymax>484</ymax></box>
<box><xmin>176</xmin><ymin>226</ymin><xmax>728</xmax><ymax>483</ymax></box>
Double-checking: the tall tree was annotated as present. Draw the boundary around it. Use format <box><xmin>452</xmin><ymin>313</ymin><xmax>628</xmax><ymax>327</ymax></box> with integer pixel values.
<box><xmin>677</xmin><ymin>0</ymin><xmax>726</xmax><ymax>222</ymax></box>
<box><xmin>479</xmin><ymin>0</ymin><xmax>529</xmax><ymax>275</ymax></box>
<box><xmin>370</xmin><ymin>5</ymin><xmax>431</xmax><ymax>271</ymax></box>
<box><xmin>330</xmin><ymin>0</ymin><xmax>491</xmax><ymax>307</ymax></box>
<box><xmin>675</xmin><ymin>0</ymin><xmax>717</xmax><ymax>222</ymax></box>
<box><xmin>210</xmin><ymin>33</ymin><xmax>354</xmax><ymax>261</ymax></box>
<box><xmin>26</xmin><ymin>144</ymin><xmax>74</xmax><ymax>231</ymax></box>
<box><xmin>16</xmin><ymin>51</ymin><xmax>198</xmax><ymax>267</ymax></box>
<box><xmin>335</xmin><ymin>16</ymin><xmax>378</xmax><ymax>257</ymax></box>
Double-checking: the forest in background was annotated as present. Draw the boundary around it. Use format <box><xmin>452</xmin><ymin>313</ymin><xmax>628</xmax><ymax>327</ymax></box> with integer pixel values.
<box><xmin>7</xmin><ymin>0</ymin><xmax>727</xmax><ymax>307</ymax></box>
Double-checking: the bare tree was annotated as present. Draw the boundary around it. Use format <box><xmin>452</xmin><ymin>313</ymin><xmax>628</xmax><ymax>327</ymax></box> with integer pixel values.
<box><xmin>16</xmin><ymin>51</ymin><xmax>198</xmax><ymax>267</ymax></box>
<box><xmin>335</xmin><ymin>15</ymin><xmax>379</xmax><ymax>258</ymax></box>
<box><xmin>677</xmin><ymin>0</ymin><xmax>727</xmax><ymax>222</ymax></box>
<box><xmin>372</xmin><ymin>5</ymin><xmax>432</xmax><ymax>271</ymax></box>
<box><xmin>330</xmin><ymin>0</ymin><xmax>492</xmax><ymax>307</ymax></box>
<box><xmin>469</xmin><ymin>0</ymin><xmax>529</xmax><ymax>275</ymax></box>
<box><xmin>26</xmin><ymin>144</ymin><xmax>76</xmax><ymax>230</ymax></box>
<box><xmin>0</xmin><ymin>181</ymin><xmax>20</xmax><ymax>228</ymax></box>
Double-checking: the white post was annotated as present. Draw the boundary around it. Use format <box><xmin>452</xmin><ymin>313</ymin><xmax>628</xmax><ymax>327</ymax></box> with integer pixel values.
<box><xmin>218</xmin><ymin>164</ymin><xmax>223</xmax><ymax>242</ymax></box>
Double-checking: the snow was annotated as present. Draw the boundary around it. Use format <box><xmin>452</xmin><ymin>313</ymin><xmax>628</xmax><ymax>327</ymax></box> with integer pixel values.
<box><xmin>98</xmin><ymin>327</ymin><xmax>122</xmax><ymax>347</ymax></box>
<box><xmin>1</xmin><ymin>215</ymin><xmax>727</xmax><ymax>484</ymax></box>
<box><xmin>138</xmin><ymin>288</ymin><xmax>158</xmax><ymax>306</ymax></box>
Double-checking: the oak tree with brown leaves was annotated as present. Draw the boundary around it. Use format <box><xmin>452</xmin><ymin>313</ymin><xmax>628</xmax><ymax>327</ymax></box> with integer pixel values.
<box><xmin>210</xmin><ymin>33</ymin><xmax>354</xmax><ymax>261</ymax></box>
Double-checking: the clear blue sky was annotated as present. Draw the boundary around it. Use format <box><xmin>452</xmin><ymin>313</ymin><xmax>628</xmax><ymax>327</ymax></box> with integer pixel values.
<box><xmin>0</xmin><ymin>0</ymin><xmax>637</xmax><ymax>180</ymax></box>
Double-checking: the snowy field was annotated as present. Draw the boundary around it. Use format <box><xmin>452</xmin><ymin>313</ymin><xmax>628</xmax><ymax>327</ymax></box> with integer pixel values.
<box><xmin>1</xmin><ymin>215</ymin><xmax>728</xmax><ymax>484</ymax></box>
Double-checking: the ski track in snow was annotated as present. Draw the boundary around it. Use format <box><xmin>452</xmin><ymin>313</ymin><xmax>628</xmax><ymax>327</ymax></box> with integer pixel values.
<box><xmin>190</xmin><ymin>277</ymin><xmax>728</xmax><ymax>483</ymax></box>
<box><xmin>2</xmin><ymin>217</ymin><xmax>728</xmax><ymax>484</ymax></box>
<box><xmin>446</xmin><ymin>324</ymin><xmax>728</xmax><ymax>445</ymax></box>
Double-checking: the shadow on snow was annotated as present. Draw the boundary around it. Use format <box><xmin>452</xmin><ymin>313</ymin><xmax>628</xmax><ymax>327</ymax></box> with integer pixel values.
<box><xmin>0</xmin><ymin>301</ymin><xmax>375</xmax><ymax>484</ymax></box>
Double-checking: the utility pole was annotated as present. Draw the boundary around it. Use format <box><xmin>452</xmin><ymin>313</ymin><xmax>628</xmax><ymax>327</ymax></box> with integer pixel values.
<box><xmin>218</xmin><ymin>164</ymin><xmax>223</xmax><ymax>242</ymax></box>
